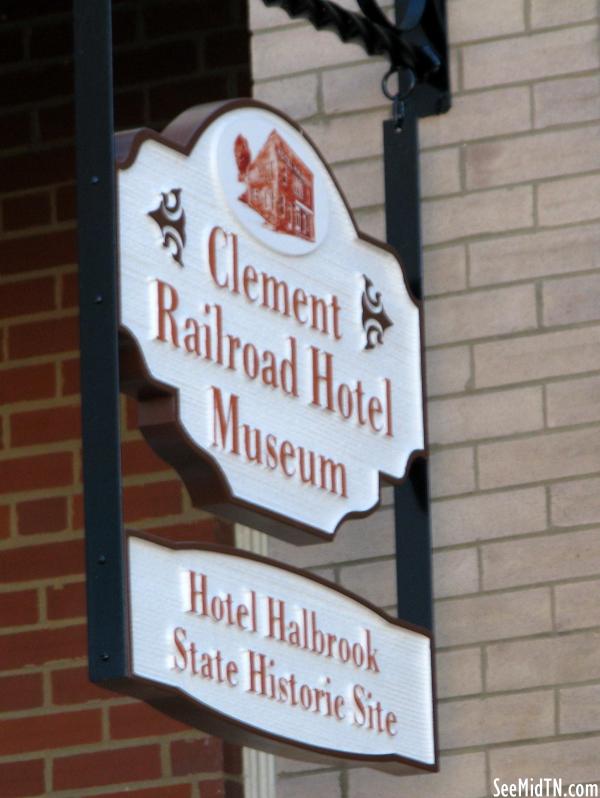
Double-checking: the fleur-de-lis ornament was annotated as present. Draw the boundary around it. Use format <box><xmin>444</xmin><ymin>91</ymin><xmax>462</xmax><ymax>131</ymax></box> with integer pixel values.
<box><xmin>148</xmin><ymin>188</ymin><xmax>186</xmax><ymax>267</ymax></box>
<box><xmin>361</xmin><ymin>275</ymin><xmax>393</xmax><ymax>350</ymax></box>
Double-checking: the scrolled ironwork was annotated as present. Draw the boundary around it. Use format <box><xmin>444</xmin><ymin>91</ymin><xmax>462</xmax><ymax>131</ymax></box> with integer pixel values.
<box><xmin>261</xmin><ymin>0</ymin><xmax>443</xmax><ymax>84</ymax></box>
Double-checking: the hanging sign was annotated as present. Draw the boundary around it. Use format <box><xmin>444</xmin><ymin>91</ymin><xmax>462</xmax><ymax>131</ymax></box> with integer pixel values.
<box><xmin>116</xmin><ymin>100</ymin><xmax>424</xmax><ymax>542</ymax></box>
<box><xmin>126</xmin><ymin>532</ymin><xmax>437</xmax><ymax>773</ymax></box>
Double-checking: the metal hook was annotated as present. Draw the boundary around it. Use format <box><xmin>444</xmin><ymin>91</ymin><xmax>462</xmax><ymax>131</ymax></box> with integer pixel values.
<box><xmin>381</xmin><ymin>67</ymin><xmax>416</xmax><ymax>132</ymax></box>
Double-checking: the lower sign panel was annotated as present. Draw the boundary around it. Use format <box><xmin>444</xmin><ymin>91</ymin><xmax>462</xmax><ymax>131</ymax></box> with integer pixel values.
<box><xmin>126</xmin><ymin>533</ymin><xmax>437</xmax><ymax>773</ymax></box>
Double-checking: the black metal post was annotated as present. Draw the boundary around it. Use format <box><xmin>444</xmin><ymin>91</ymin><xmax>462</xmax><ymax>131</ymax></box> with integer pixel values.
<box><xmin>384</xmin><ymin>97</ymin><xmax>434</xmax><ymax>632</ymax></box>
<box><xmin>74</xmin><ymin>0</ymin><xmax>127</xmax><ymax>682</ymax></box>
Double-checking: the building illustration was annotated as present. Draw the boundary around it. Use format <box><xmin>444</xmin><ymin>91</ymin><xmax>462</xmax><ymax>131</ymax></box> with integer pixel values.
<box><xmin>234</xmin><ymin>129</ymin><xmax>315</xmax><ymax>241</ymax></box>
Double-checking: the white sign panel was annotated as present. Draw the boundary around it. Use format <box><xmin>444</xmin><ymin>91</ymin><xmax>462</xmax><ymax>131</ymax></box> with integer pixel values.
<box><xmin>117</xmin><ymin>100</ymin><xmax>424</xmax><ymax>542</ymax></box>
<box><xmin>127</xmin><ymin>533</ymin><xmax>437</xmax><ymax>773</ymax></box>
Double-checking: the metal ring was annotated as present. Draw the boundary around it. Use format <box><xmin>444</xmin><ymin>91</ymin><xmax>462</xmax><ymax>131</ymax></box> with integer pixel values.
<box><xmin>381</xmin><ymin>66</ymin><xmax>417</xmax><ymax>101</ymax></box>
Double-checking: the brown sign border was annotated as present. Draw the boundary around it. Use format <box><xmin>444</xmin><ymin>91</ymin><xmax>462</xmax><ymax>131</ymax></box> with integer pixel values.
<box><xmin>120</xmin><ymin>529</ymin><xmax>439</xmax><ymax>775</ymax></box>
<box><xmin>116</xmin><ymin>99</ymin><xmax>428</xmax><ymax>544</ymax></box>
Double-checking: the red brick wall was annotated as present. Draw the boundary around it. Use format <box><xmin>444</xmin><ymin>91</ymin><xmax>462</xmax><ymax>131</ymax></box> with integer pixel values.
<box><xmin>0</xmin><ymin>2</ymin><xmax>250</xmax><ymax>796</ymax></box>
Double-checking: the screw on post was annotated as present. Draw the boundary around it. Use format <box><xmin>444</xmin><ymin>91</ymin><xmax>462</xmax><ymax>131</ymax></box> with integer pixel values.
<box><xmin>381</xmin><ymin>66</ymin><xmax>417</xmax><ymax>132</ymax></box>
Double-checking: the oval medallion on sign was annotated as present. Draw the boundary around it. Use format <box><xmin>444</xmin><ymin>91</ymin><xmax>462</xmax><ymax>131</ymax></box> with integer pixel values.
<box><xmin>212</xmin><ymin>107</ymin><xmax>330</xmax><ymax>255</ymax></box>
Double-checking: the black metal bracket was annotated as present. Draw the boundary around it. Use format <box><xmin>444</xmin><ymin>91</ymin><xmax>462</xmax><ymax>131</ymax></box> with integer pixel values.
<box><xmin>261</xmin><ymin>0</ymin><xmax>450</xmax><ymax>117</ymax></box>
<box><xmin>75</xmin><ymin>0</ymin><xmax>447</xmax><ymax>673</ymax></box>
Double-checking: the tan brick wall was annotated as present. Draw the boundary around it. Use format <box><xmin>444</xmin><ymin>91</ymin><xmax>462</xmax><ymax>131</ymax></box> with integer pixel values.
<box><xmin>249</xmin><ymin>1</ymin><xmax>600</xmax><ymax>795</ymax></box>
